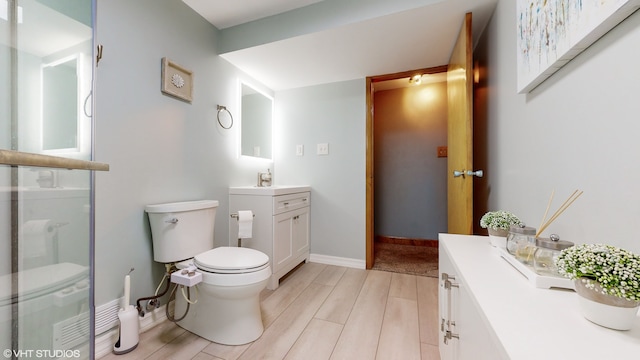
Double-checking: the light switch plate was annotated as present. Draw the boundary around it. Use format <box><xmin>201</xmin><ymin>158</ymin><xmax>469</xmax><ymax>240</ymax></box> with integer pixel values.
<box><xmin>437</xmin><ymin>146</ymin><xmax>448</xmax><ymax>158</ymax></box>
<box><xmin>317</xmin><ymin>143</ymin><xmax>329</xmax><ymax>155</ymax></box>
<box><xmin>296</xmin><ymin>144</ymin><xmax>304</xmax><ymax>156</ymax></box>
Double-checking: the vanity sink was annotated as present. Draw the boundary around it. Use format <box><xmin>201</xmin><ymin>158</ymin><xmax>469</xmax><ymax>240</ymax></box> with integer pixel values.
<box><xmin>229</xmin><ymin>185</ymin><xmax>311</xmax><ymax>196</ymax></box>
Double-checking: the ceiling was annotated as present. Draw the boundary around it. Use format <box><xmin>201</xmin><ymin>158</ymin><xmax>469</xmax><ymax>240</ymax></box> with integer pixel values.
<box><xmin>183</xmin><ymin>0</ymin><xmax>498</xmax><ymax>91</ymax></box>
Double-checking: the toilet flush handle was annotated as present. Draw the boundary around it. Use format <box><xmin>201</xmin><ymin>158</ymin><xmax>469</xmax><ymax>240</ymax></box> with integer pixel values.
<box><xmin>165</xmin><ymin>217</ymin><xmax>179</xmax><ymax>224</ymax></box>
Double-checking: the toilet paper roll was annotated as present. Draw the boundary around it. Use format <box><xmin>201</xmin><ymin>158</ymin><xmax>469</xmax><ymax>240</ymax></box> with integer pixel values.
<box><xmin>237</xmin><ymin>210</ymin><xmax>253</xmax><ymax>239</ymax></box>
<box><xmin>21</xmin><ymin>219</ymin><xmax>55</xmax><ymax>258</ymax></box>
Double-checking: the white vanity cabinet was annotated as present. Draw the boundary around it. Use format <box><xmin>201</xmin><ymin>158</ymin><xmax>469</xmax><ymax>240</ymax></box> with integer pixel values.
<box><xmin>229</xmin><ymin>186</ymin><xmax>311</xmax><ymax>290</ymax></box>
<box><xmin>438</xmin><ymin>233</ymin><xmax>640</xmax><ymax>360</ymax></box>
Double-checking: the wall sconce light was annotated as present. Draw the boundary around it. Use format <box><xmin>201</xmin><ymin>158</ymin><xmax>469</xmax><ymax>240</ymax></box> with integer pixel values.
<box><xmin>409</xmin><ymin>74</ymin><xmax>422</xmax><ymax>85</ymax></box>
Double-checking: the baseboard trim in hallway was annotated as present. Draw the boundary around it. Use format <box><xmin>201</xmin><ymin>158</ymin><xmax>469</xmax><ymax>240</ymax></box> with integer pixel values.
<box><xmin>376</xmin><ymin>235</ymin><xmax>438</xmax><ymax>247</ymax></box>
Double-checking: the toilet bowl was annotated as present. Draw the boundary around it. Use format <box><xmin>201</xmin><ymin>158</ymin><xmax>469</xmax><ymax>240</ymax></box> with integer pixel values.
<box><xmin>145</xmin><ymin>200</ymin><xmax>271</xmax><ymax>345</ymax></box>
<box><xmin>175</xmin><ymin>247</ymin><xmax>270</xmax><ymax>345</ymax></box>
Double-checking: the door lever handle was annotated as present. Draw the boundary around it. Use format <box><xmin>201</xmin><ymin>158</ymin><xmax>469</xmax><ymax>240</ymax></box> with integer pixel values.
<box><xmin>453</xmin><ymin>170</ymin><xmax>483</xmax><ymax>178</ymax></box>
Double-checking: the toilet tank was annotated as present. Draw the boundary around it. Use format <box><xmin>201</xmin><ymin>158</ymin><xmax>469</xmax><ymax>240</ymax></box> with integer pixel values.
<box><xmin>145</xmin><ymin>200</ymin><xmax>218</xmax><ymax>263</ymax></box>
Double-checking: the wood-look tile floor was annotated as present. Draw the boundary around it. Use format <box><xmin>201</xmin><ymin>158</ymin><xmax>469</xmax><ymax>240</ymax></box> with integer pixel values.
<box><xmin>100</xmin><ymin>263</ymin><xmax>441</xmax><ymax>360</ymax></box>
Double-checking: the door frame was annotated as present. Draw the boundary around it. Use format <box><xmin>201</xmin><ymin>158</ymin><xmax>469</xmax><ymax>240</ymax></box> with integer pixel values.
<box><xmin>365</xmin><ymin>65</ymin><xmax>448</xmax><ymax>269</ymax></box>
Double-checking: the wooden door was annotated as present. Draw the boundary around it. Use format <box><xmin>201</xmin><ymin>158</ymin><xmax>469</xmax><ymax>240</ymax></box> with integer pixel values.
<box><xmin>447</xmin><ymin>13</ymin><xmax>474</xmax><ymax>234</ymax></box>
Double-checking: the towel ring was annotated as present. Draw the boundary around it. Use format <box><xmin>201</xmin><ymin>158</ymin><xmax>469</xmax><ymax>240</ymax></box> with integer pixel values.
<box><xmin>217</xmin><ymin>105</ymin><xmax>233</xmax><ymax>129</ymax></box>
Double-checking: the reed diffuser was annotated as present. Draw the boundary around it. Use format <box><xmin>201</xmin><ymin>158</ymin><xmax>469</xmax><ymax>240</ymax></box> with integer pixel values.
<box><xmin>536</xmin><ymin>189</ymin><xmax>583</xmax><ymax>238</ymax></box>
<box><xmin>517</xmin><ymin>190</ymin><xmax>582</xmax><ymax>264</ymax></box>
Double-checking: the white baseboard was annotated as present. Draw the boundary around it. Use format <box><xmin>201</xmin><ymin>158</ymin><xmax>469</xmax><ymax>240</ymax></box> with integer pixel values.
<box><xmin>309</xmin><ymin>253</ymin><xmax>365</xmax><ymax>269</ymax></box>
<box><xmin>95</xmin><ymin>304</ymin><xmax>168</xmax><ymax>359</ymax></box>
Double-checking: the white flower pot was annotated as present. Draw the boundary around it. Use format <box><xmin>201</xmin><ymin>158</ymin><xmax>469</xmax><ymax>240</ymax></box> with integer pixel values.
<box><xmin>574</xmin><ymin>279</ymin><xmax>640</xmax><ymax>331</ymax></box>
<box><xmin>487</xmin><ymin>228</ymin><xmax>508</xmax><ymax>248</ymax></box>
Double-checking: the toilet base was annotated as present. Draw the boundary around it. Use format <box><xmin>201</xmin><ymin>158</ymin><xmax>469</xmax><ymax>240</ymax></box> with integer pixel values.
<box><xmin>174</xmin><ymin>277</ymin><xmax>268</xmax><ymax>345</ymax></box>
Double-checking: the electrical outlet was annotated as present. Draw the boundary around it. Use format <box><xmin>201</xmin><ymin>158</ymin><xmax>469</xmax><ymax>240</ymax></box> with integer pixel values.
<box><xmin>296</xmin><ymin>144</ymin><xmax>304</xmax><ymax>156</ymax></box>
<box><xmin>317</xmin><ymin>143</ymin><xmax>329</xmax><ymax>155</ymax></box>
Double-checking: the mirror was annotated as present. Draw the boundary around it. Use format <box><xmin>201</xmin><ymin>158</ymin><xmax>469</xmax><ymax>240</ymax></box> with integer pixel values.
<box><xmin>42</xmin><ymin>55</ymin><xmax>79</xmax><ymax>151</ymax></box>
<box><xmin>240</xmin><ymin>83</ymin><xmax>273</xmax><ymax>159</ymax></box>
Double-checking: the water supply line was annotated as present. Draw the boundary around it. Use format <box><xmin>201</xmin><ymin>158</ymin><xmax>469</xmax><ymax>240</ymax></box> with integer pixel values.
<box><xmin>166</xmin><ymin>283</ymin><xmax>191</xmax><ymax>322</ymax></box>
<box><xmin>135</xmin><ymin>263</ymin><xmax>173</xmax><ymax>317</ymax></box>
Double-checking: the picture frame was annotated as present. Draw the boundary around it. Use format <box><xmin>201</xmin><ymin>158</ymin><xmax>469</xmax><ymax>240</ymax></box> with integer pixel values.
<box><xmin>161</xmin><ymin>57</ymin><xmax>193</xmax><ymax>103</ymax></box>
<box><xmin>516</xmin><ymin>0</ymin><xmax>640</xmax><ymax>93</ymax></box>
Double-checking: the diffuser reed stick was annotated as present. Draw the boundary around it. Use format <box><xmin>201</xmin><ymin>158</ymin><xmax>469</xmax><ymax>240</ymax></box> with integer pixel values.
<box><xmin>537</xmin><ymin>189</ymin><xmax>555</xmax><ymax>234</ymax></box>
<box><xmin>535</xmin><ymin>190</ymin><xmax>583</xmax><ymax>237</ymax></box>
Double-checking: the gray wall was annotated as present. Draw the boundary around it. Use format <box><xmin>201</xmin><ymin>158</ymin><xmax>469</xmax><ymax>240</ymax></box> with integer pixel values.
<box><xmin>274</xmin><ymin>80</ymin><xmax>366</xmax><ymax>261</ymax></box>
<box><xmin>94</xmin><ymin>0</ymin><xmax>275</xmax><ymax>306</ymax></box>
<box><xmin>373</xmin><ymin>83</ymin><xmax>448</xmax><ymax>240</ymax></box>
<box><xmin>482</xmin><ymin>1</ymin><xmax>640</xmax><ymax>254</ymax></box>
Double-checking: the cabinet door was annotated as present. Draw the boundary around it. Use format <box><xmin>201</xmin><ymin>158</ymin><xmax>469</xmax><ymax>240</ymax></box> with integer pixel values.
<box><xmin>457</xmin><ymin>283</ymin><xmax>501</xmax><ymax>360</ymax></box>
<box><xmin>273</xmin><ymin>212</ymin><xmax>294</xmax><ymax>274</ymax></box>
<box><xmin>292</xmin><ymin>207</ymin><xmax>309</xmax><ymax>258</ymax></box>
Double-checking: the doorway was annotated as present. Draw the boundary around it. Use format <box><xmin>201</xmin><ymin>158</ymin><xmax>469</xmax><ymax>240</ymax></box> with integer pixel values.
<box><xmin>366</xmin><ymin>66</ymin><xmax>448</xmax><ymax>270</ymax></box>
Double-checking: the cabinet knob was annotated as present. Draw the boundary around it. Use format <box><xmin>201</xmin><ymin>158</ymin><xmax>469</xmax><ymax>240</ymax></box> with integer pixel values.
<box><xmin>443</xmin><ymin>330</ymin><xmax>459</xmax><ymax>345</ymax></box>
<box><xmin>441</xmin><ymin>273</ymin><xmax>456</xmax><ymax>281</ymax></box>
<box><xmin>442</xmin><ymin>272</ymin><xmax>459</xmax><ymax>289</ymax></box>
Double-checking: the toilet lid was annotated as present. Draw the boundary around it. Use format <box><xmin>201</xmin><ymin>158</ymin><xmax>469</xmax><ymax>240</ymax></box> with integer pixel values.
<box><xmin>194</xmin><ymin>247</ymin><xmax>269</xmax><ymax>274</ymax></box>
<box><xmin>0</xmin><ymin>263</ymin><xmax>88</xmax><ymax>306</ymax></box>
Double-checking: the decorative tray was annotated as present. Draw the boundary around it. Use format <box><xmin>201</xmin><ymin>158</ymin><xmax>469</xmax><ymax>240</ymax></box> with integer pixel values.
<box><xmin>497</xmin><ymin>247</ymin><xmax>574</xmax><ymax>290</ymax></box>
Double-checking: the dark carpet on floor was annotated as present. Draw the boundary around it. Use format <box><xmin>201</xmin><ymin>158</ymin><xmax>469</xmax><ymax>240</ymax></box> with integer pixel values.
<box><xmin>372</xmin><ymin>242</ymin><xmax>439</xmax><ymax>277</ymax></box>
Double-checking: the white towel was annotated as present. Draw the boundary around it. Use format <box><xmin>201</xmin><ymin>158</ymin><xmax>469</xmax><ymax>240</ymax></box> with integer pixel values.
<box><xmin>237</xmin><ymin>210</ymin><xmax>253</xmax><ymax>239</ymax></box>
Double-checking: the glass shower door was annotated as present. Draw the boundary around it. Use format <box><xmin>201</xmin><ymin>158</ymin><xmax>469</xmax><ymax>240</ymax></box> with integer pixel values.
<box><xmin>1</xmin><ymin>1</ymin><xmax>96</xmax><ymax>359</ymax></box>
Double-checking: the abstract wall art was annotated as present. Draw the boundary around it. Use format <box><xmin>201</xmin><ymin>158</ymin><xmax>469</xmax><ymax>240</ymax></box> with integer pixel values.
<box><xmin>516</xmin><ymin>0</ymin><xmax>640</xmax><ymax>93</ymax></box>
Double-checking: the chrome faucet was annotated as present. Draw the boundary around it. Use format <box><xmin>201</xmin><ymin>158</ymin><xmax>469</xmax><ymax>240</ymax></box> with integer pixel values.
<box><xmin>257</xmin><ymin>169</ymin><xmax>272</xmax><ymax>187</ymax></box>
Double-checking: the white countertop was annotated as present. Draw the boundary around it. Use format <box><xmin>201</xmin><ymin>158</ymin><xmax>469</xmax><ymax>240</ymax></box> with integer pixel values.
<box><xmin>439</xmin><ymin>233</ymin><xmax>640</xmax><ymax>360</ymax></box>
<box><xmin>228</xmin><ymin>185</ymin><xmax>311</xmax><ymax>196</ymax></box>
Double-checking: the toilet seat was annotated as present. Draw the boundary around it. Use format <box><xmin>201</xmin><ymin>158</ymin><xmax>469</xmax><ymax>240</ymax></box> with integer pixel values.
<box><xmin>194</xmin><ymin>247</ymin><xmax>269</xmax><ymax>274</ymax></box>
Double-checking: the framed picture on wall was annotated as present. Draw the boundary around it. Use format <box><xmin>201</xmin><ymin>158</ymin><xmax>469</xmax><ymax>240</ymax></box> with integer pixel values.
<box><xmin>516</xmin><ymin>0</ymin><xmax>640</xmax><ymax>93</ymax></box>
<box><xmin>161</xmin><ymin>57</ymin><xmax>193</xmax><ymax>103</ymax></box>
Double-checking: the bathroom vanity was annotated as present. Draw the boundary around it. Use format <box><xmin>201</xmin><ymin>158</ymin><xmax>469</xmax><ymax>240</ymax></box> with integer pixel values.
<box><xmin>438</xmin><ymin>233</ymin><xmax>640</xmax><ymax>360</ymax></box>
<box><xmin>229</xmin><ymin>186</ymin><xmax>311</xmax><ymax>289</ymax></box>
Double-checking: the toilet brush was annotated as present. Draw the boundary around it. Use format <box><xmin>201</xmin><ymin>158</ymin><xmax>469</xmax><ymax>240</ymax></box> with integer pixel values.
<box><xmin>113</xmin><ymin>268</ymin><xmax>139</xmax><ymax>355</ymax></box>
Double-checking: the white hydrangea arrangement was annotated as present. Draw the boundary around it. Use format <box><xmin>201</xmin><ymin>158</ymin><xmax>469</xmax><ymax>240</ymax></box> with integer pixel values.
<box><xmin>479</xmin><ymin>210</ymin><xmax>521</xmax><ymax>230</ymax></box>
<box><xmin>555</xmin><ymin>243</ymin><xmax>640</xmax><ymax>302</ymax></box>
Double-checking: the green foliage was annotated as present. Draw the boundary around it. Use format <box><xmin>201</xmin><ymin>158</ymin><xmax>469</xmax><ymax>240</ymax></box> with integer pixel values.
<box><xmin>479</xmin><ymin>210</ymin><xmax>521</xmax><ymax>230</ymax></box>
<box><xmin>556</xmin><ymin>243</ymin><xmax>640</xmax><ymax>302</ymax></box>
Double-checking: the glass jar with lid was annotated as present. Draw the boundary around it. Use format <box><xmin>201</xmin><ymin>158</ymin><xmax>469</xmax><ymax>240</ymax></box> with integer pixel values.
<box><xmin>533</xmin><ymin>234</ymin><xmax>574</xmax><ymax>277</ymax></box>
<box><xmin>506</xmin><ymin>224</ymin><xmax>537</xmax><ymax>264</ymax></box>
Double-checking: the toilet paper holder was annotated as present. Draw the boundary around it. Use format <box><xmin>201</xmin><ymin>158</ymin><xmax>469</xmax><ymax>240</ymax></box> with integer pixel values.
<box><xmin>230</xmin><ymin>212</ymin><xmax>255</xmax><ymax>247</ymax></box>
<box><xmin>230</xmin><ymin>213</ymin><xmax>255</xmax><ymax>219</ymax></box>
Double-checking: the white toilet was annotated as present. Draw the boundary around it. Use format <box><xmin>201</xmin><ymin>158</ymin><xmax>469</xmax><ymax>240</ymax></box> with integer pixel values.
<box><xmin>144</xmin><ymin>200</ymin><xmax>271</xmax><ymax>345</ymax></box>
